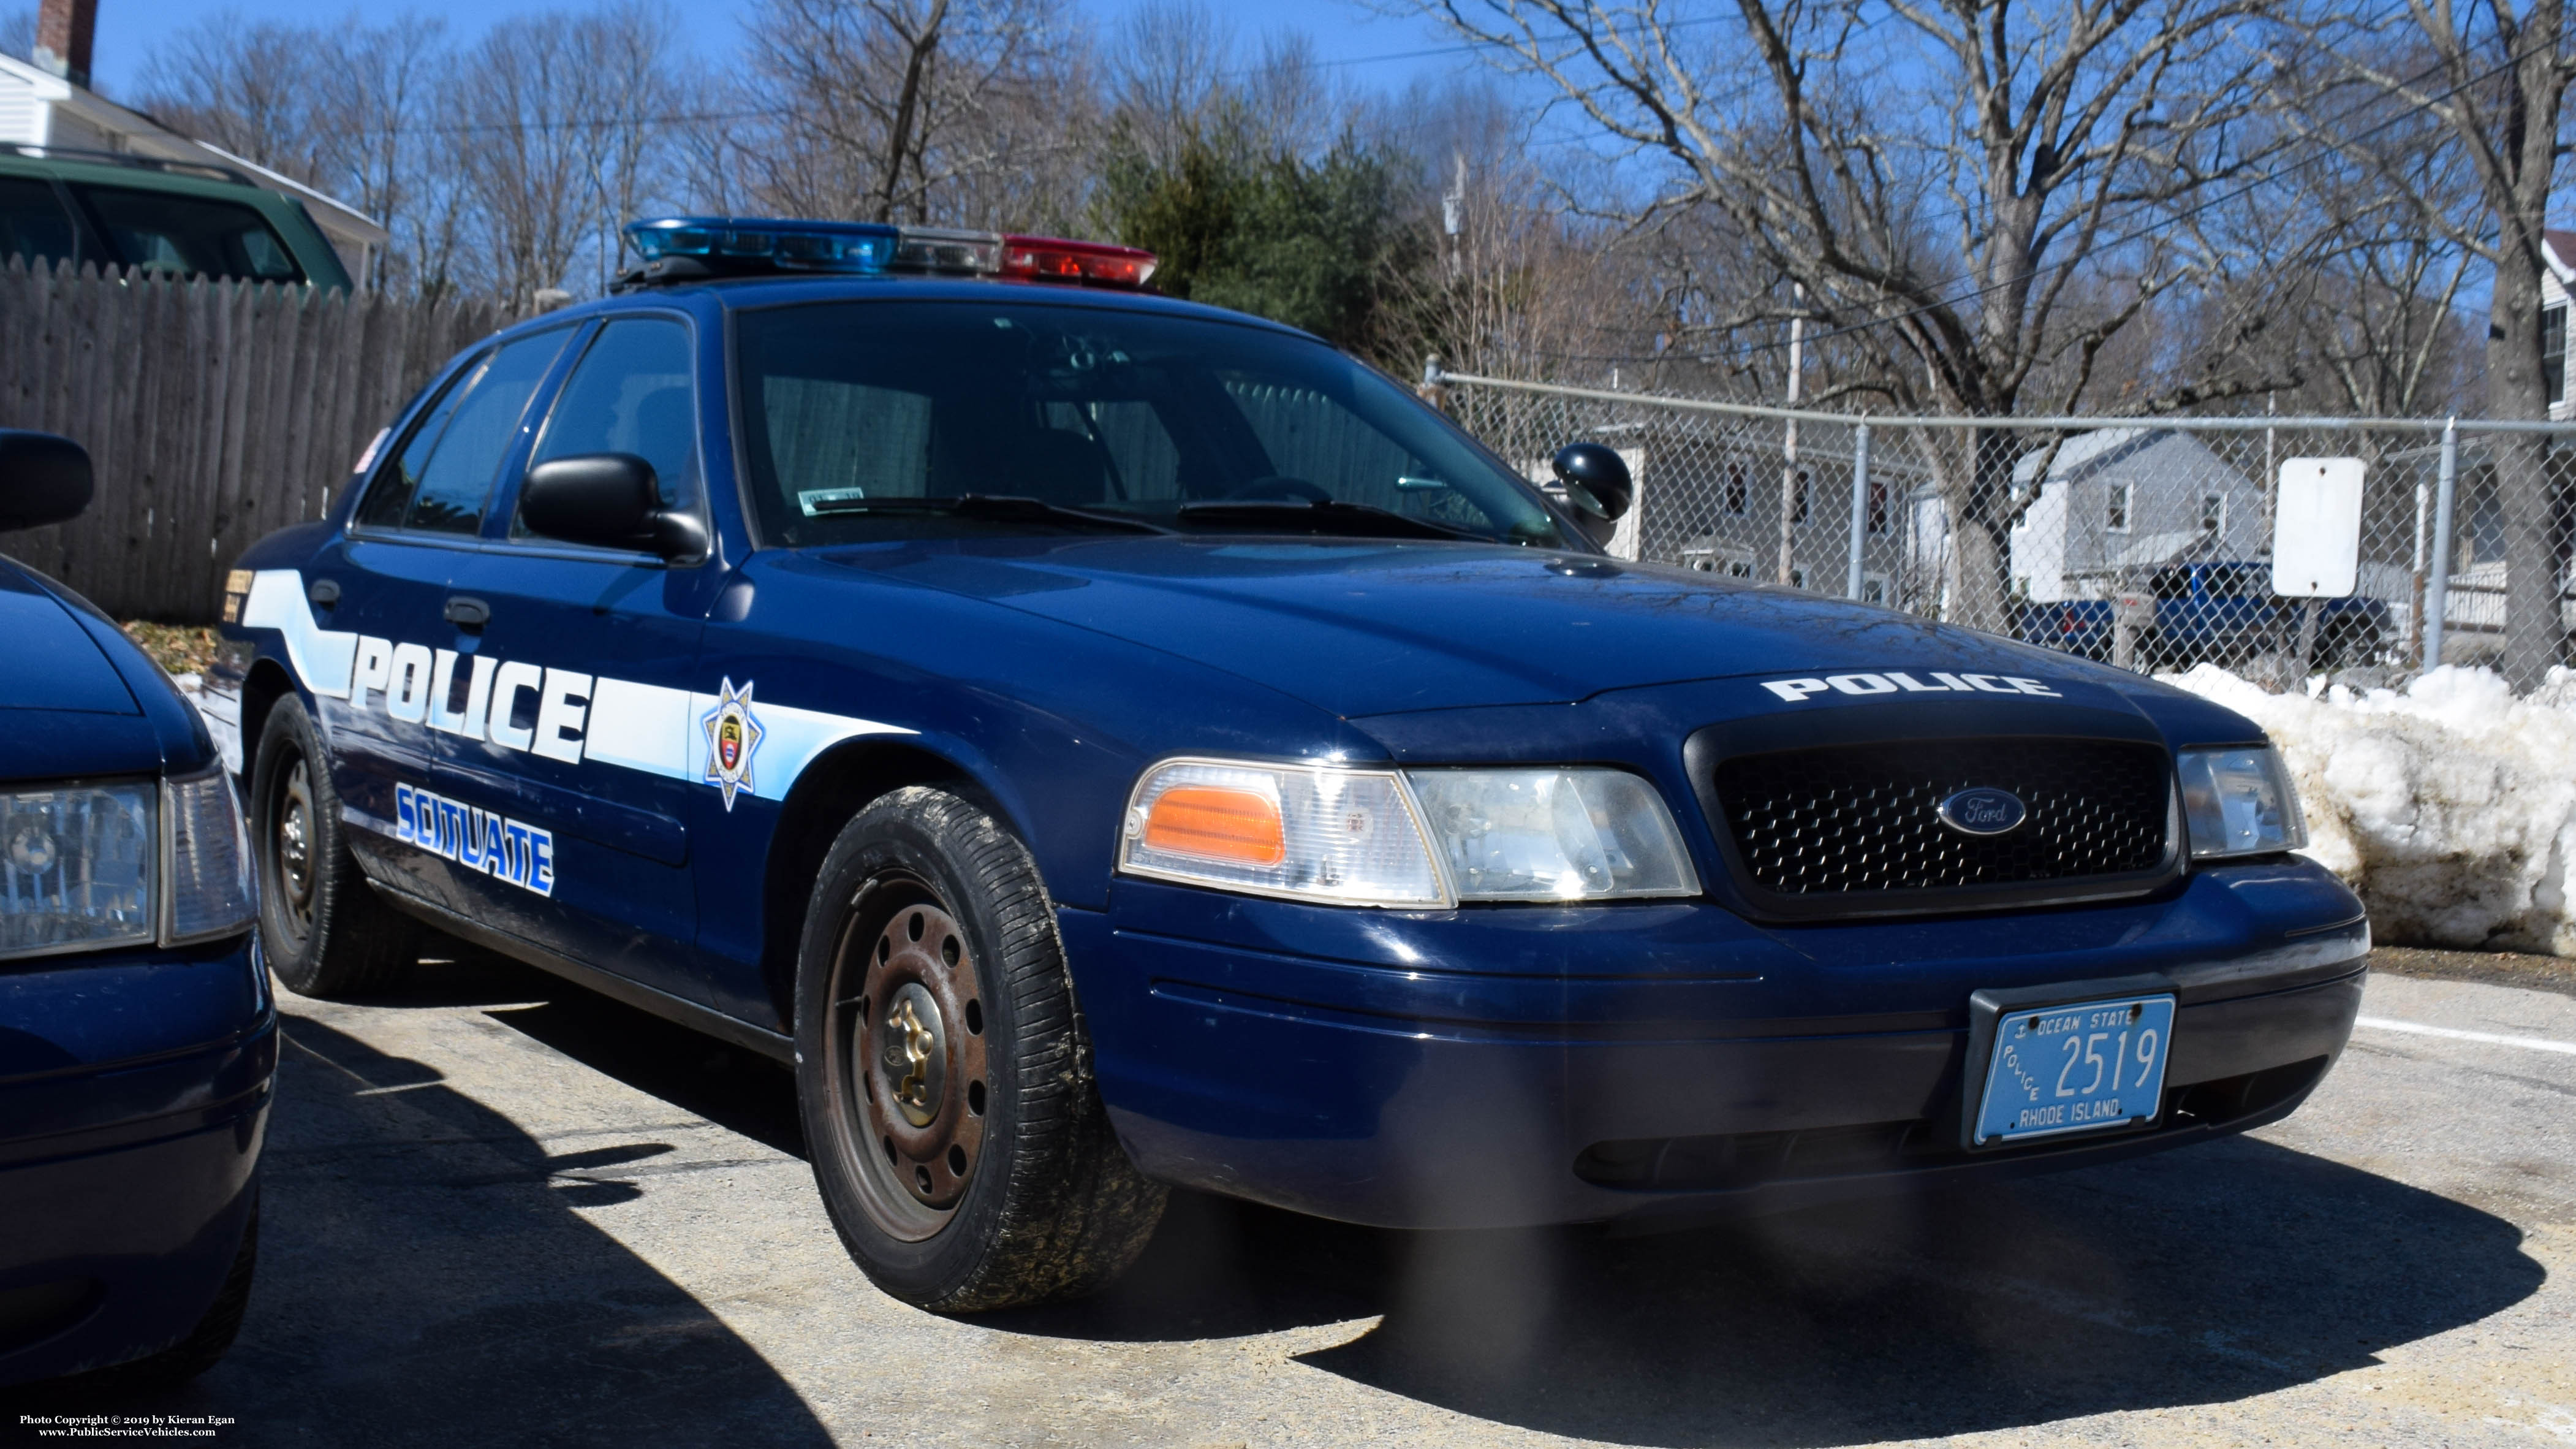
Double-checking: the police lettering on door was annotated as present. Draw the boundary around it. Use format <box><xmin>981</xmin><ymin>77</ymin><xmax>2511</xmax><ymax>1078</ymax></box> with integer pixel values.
<box><xmin>350</xmin><ymin>634</ymin><xmax>594</xmax><ymax>761</ymax></box>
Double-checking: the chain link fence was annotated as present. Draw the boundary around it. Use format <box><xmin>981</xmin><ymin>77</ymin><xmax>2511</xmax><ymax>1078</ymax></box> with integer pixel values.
<box><xmin>1438</xmin><ymin>370</ymin><xmax>2576</xmax><ymax>691</ymax></box>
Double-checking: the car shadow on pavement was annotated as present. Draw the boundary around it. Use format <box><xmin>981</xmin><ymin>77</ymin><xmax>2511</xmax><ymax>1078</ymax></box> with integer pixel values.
<box><xmin>990</xmin><ymin>1133</ymin><xmax>2541</xmax><ymax>1445</ymax></box>
<box><xmin>480</xmin><ymin>992</ymin><xmax>806</xmax><ymax>1158</ymax></box>
<box><xmin>6</xmin><ymin>1016</ymin><xmax>835</xmax><ymax>1448</ymax></box>
<box><xmin>1276</xmin><ymin>1138</ymin><xmax>2542</xmax><ymax>1447</ymax></box>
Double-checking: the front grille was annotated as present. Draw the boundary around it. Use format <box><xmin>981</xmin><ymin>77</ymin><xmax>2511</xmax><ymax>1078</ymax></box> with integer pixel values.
<box><xmin>1708</xmin><ymin>737</ymin><xmax>2171</xmax><ymax>898</ymax></box>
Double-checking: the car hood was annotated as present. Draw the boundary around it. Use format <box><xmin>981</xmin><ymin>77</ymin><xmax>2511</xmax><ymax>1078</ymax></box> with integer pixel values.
<box><xmin>820</xmin><ymin>536</ymin><xmax>2081</xmax><ymax>718</ymax></box>
<box><xmin>0</xmin><ymin>561</ymin><xmax>137</xmax><ymax>717</ymax></box>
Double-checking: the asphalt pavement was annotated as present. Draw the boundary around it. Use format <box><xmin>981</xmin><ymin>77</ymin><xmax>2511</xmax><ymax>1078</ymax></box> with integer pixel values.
<box><xmin>11</xmin><ymin>951</ymin><xmax>2572</xmax><ymax>1448</ymax></box>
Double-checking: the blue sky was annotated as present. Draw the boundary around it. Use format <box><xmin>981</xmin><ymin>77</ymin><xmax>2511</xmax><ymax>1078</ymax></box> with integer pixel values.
<box><xmin>80</xmin><ymin>0</ymin><xmax>1471</xmax><ymax>101</ymax></box>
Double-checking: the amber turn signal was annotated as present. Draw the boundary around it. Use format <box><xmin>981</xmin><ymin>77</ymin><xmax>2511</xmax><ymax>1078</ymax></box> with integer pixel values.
<box><xmin>1140</xmin><ymin>786</ymin><xmax>1286</xmax><ymax>865</ymax></box>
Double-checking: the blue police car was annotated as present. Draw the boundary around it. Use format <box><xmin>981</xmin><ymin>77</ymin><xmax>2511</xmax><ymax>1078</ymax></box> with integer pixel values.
<box><xmin>205</xmin><ymin>218</ymin><xmax>2365</xmax><ymax>1312</ymax></box>
<box><xmin>1</xmin><ymin>431</ymin><xmax>268</xmax><ymax>1384</ymax></box>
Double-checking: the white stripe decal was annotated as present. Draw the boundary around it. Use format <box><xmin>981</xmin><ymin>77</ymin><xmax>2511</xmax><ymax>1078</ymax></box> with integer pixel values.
<box><xmin>240</xmin><ymin>568</ymin><xmax>912</xmax><ymax>799</ymax></box>
<box><xmin>242</xmin><ymin>569</ymin><xmax>356</xmax><ymax>698</ymax></box>
<box><xmin>2354</xmin><ymin>1016</ymin><xmax>2576</xmax><ymax>1057</ymax></box>
<box><xmin>585</xmin><ymin>677</ymin><xmax>695</xmax><ymax>777</ymax></box>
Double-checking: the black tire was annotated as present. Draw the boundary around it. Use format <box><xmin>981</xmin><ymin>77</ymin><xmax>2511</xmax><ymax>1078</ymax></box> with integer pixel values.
<box><xmin>251</xmin><ymin>696</ymin><xmax>417</xmax><ymax>997</ymax></box>
<box><xmin>794</xmin><ymin>786</ymin><xmax>1165</xmax><ymax>1312</ymax></box>
<box><xmin>97</xmin><ymin>1199</ymin><xmax>257</xmax><ymax>1386</ymax></box>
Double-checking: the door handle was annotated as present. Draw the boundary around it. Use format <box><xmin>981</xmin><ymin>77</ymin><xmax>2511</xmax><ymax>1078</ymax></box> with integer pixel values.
<box><xmin>307</xmin><ymin>577</ymin><xmax>340</xmax><ymax>610</ymax></box>
<box><xmin>444</xmin><ymin>596</ymin><xmax>490</xmax><ymax>631</ymax></box>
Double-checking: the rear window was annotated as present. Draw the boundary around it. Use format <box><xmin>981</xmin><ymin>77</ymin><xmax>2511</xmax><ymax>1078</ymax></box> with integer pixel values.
<box><xmin>72</xmin><ymin>184</ymin><xmax>303</xmax><ymax>284</ymax></box>
<box><xmin>0</xmin><ymin>177</ymin><xmax>81</xmax><ymax>268</ymax></box>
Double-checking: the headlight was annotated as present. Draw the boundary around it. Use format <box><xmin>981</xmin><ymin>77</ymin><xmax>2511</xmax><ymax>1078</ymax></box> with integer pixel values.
<box><xmin>0</xmin><ymin>769</ymin><xmax>256</xmax><ymax>962</ymax></box>
<box><xmin>164</xmin><ymin>769</ymin><xmax>256</xmax><ymax>945</ymax></box>
<box><xmin>1</xmin><ymin>780</ymin><xmax>157</xmax><ymax>959</ymax></box>
<box><xmin>1407</xmin><ymin>769</ymin><xmax>1700</xmax><ymax>900</ymax></box>
<box><xmin>1118</xmin><ymin>758</ymin><xmax>1699</xmax><ymax>907</ymax></box>
<box><xmin>2177</xmin><ymin>746</ymin><xmax>2308</xmax><ymax>860</ymax></box>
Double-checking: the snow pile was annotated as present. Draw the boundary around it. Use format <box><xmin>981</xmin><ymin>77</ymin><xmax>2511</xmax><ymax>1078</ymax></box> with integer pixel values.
<box><xmin>2160</xmin><ymin>664</ymin><xmax>2576</xmax><ymax>956</ymax></box>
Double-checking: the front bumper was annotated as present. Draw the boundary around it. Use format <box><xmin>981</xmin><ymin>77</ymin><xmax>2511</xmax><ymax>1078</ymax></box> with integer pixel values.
<box><xmin>0</xmin><ymin>935</ymin><xmax>275</xmax><ymax>1386</ymax></box>
<box><xmin>1071</xmin><ymin>858</ymin><xmax>2366</xmax><ymax>1230</ymax></box>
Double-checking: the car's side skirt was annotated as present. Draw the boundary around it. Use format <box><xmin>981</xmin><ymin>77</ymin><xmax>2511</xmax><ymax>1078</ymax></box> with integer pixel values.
<box><xmin>368</xmin><ymin>884</ymin><xmax>797</xmax><ymax>1063</ymax></box>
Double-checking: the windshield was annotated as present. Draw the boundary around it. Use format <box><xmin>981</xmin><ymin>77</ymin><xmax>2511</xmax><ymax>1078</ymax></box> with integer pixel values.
<box><xmin>734</xmin><ymin>299</ymin><xmax>1567</xmax><ymax>547</ymax></box>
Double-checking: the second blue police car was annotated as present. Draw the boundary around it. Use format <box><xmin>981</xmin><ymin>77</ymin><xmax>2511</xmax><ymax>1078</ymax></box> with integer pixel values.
<box><xmin>1</xmin><ymin>431</ymin><xmax>268</xmax><ymax>1385</ymax></box>
<box><xmin>205</xmin><ymin>218</ymin><xmax>2366</xmax><ymax>1312</ymax></box>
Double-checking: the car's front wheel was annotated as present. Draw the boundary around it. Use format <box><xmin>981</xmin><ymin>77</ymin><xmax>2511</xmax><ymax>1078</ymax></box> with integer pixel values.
<box><xmin>794</xmin><ymin>786</ymin><xmax>1165</xmax><ymax>1311</ymax></box>
<box><xmin>251</xmin><ymin>696</ymin><xmax>417</xmax><ymax>997</ymax></box>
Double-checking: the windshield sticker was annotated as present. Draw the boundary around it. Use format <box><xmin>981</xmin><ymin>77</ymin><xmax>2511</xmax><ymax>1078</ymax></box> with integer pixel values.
<box><xmin>700</xmin><ymin>679</ymin><xmax>765</xmax><ymax>811</ymax></box>
<box><xmin>799</xmin><ymin>488</ymin><xmax>868</xmax><ymax>516</ymax></box>
<box><xmin>1760</xmin><ymin>672</ymin><xmax>2061</xmax><ymax>702</ymax></box>
<box><xmin>395</xmin><ymin>782</ymin><xmax>555</xmax><ymax>896</ymax></box>
<box><xmin>236</xmin><ymin>570</ymin><xmax>915</xmax><ymax>805</ymax></box>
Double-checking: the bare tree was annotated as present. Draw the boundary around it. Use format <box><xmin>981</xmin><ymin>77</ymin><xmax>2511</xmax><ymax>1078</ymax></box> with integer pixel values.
<box><xmin>1375</xmin><ymin>77</ymin><xmax>1665</xmax><ymax>382</ymax></box>
<box><xmin>727</xmin><ymin>0</ymin><xmax>1091</xmax><ymax>231</ymax></box>
<box><xmin>137</xmin><ymin>15</ymin><xmax>328</xmax><ymax>180</ymax></box>
<box><xmin>2322</xmin><ymin>9</ymin><xmax>2573</xmax><ymax>682</ymax></box>
<box><xmin>442</xmin><ymin>1</ymin><xmax>680</xmax><ymax>307</ymax></box>
<box><xmin>1414</xmin><ymin>0</ymin><xmax>2279</xmax><ymax>626</ymax></box>
<box><xmin>1</xmin><ymin>7</ymin><xmax>36</xmax><ymax>63</ymax></box>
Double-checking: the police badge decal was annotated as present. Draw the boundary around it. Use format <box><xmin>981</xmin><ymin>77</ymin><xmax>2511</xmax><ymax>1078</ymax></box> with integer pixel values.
<box><xmin>700</xmin><ymin>678</ymin><xmax>766</xmax><ymax>810</ymax></box>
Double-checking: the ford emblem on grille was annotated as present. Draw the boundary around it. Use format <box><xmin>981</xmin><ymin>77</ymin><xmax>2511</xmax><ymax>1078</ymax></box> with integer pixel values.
<box><xmin>1936</xmin><ymin>787</ymin><xmax>2028</xmax><ymax>836</ymax></box>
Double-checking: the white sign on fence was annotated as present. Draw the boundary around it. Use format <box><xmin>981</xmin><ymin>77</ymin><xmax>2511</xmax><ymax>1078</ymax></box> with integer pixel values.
<box><xmin>2273</xmin><ymin>457</ymin><xmax>2366</xmax><ymax>598</ymax></box>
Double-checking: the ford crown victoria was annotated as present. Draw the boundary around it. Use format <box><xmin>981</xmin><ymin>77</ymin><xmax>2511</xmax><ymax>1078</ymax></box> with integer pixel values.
<box><xmin>204</xmin><ymin>218</ymin><xmax>2366</xmax><ymax>1312</ymax></box>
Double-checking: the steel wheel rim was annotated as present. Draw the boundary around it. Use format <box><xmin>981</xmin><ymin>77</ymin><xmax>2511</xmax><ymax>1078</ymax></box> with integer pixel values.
<box><xmin>825</xmin><ymin>876</ymin><xmax>991</xmax><ymax>1242</ymax></box>
<box><xmin>271</xmin><ymin>756</ymin><xmax>317</xmax><ymax>948</ymax></box>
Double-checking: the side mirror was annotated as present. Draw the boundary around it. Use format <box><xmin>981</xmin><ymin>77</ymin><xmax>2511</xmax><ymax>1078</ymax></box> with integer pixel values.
<box><xmin>0</xmin><ymin>430</ymin><xmax>94</xmax><ymax>533</ymax></box>
<box><xmin>519</xmin><ymin>454</ymin><xmax>707</xmax><ymax>561</ymax></box>
<box><xmin>1551</xmin><ymin>442</ymin><xmax>1632</xmax><ymax>523</ymax></box>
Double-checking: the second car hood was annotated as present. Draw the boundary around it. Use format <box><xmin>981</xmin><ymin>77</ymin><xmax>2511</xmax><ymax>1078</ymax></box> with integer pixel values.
<box><xmin>822</xmin><ymin>537</ymin><xmax>2068</xmax><ymax>717</ymax></box>
<box><xmin>0</xmin><ymin>560</ymin><xmax>137</xmax><ymax>717</ymax></box>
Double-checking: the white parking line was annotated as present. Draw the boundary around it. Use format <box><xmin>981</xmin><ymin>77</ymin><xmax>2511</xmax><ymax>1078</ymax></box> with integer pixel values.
<box><xmin>2354</xmin><ymin>1016</ymin><xmax>2576</xmax><ymax>1056</ymax></box>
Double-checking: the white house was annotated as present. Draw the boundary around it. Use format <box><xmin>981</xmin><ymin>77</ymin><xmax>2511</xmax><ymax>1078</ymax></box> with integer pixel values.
<box><xmin>2544</xmin><ymin>230</ymin><xmax>2576</xmax><ymax>419</ymax></box>
<box><xmin>0</xmin><ymin>44</ymin><xmax>387</xmax><ymax>281</ymax></box>
<box><xmin>2007</xmin><ymin>427</ymin><xmax>2267</xmax><ymax>602</ymax></box>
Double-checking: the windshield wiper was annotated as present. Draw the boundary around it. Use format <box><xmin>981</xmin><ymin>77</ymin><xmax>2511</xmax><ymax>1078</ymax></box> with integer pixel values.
<box><xmin>801</xmin><ymin>493</ymin><xmax>1170</xmax><ymax>534</ymax></box>
<box><xmin>1172</xmin><ymin>498</ymin><xmax>1490</xmax><ymax>542</ymax></box>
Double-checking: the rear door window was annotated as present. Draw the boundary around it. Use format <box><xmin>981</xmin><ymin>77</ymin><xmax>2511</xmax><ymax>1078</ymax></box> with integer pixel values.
<box><xmin>356</xmin><ymin>328</ymin><xmax>574</xmax><ymax>536</ymax></box>
<box><xmin>0</xmin><ymin>177</ymin><xmax>81</xmax><ymax>268</ymax></box>
<box><xmin>70</xmin><ymin>184</ymin><xmax>303</xmax><ymax>283</ymax></box>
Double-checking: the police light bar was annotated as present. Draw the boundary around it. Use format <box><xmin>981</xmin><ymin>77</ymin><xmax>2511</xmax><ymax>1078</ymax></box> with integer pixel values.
<box><xmin>1000</xmin><ymin>236</ymin><xmax>1158</xmax><ymax>289</ymax></box>
<box><xmin>624</xmin><ymin>217</ymin><xmax>895</xmax><ymax>273</ymax></box>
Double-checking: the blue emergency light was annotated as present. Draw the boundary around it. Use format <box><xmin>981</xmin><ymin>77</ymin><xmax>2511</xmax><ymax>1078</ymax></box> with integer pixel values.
<box><xmin>624</xmin><ymin>216</ymin><xmax>897</xmax><ymax>273</ymax></box>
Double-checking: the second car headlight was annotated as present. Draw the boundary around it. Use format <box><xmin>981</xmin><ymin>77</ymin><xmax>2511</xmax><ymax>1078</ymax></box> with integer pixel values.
<box><xmin>2</xmin><ymin>780</ymin><xmax>157</xmax><ymax>960</ymax></box>
<box><xmin>1118</xmin><ymin>758</ymin><xmax>1699</xmax><ymax>907</ymax></box>
<box><xmin>0</xmin><ymin>769</ymin><xmax>257</xmax><ymax>962</ymax></box>
<box><xmin>2177</xmin><ymin>745</ymin><xmax>2308</xmax><ymax>860</ymax></box>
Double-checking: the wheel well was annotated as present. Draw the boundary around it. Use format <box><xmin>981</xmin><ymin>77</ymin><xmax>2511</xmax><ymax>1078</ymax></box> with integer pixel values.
<box><xmin>238</xmin><ymin>660</ymin><xmax>297</xmax><ymax>786</ymax></box>
<box><xmin>759</xmin><ymin>741</ymin><xmax>979</xmax><ymax>1031</ymax></box>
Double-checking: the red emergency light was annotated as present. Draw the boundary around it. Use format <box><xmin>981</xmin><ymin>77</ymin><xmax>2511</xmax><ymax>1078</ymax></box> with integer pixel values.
<box><xmin>998</xmin><ymin>235</ymin><xmax>1159</xmax><ymax>289</ymax></box>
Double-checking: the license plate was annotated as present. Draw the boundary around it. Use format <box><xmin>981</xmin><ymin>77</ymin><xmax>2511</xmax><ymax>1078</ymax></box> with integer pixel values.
<box><xmin>1972</xmin><ymin>994</ymin><xmax>2175</xmax><ymax>1146</ymax></box>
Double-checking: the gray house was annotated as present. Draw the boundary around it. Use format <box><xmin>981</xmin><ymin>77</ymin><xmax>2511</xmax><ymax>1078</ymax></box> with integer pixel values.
<box><xmin>2007</xmin><ymin>428</ymin><xmax>2267</xmax><ymax>602</ymax></box>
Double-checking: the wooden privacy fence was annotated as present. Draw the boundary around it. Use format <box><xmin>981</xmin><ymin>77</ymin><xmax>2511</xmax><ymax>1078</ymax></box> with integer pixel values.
<box><xmin>0</xmin><ymin>259</ymin><xmax>520</xmax><ymax>622</ymax></box>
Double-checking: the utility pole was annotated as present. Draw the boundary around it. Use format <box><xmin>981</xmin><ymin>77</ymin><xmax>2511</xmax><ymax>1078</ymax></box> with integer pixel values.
<box><xmin>1779</xmin><ymin>284</ymin><xmax>1804</xmax><ymax>586</ymax></box>
<box><xmin>1442</xmin><ymin>151</ymin><xmax>1466</xmax><ymax>280</ymax></box>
